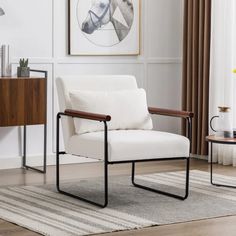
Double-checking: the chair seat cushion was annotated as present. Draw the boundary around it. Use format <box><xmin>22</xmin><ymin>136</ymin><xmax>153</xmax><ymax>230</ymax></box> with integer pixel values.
<box><xmin>66</xmin><ymin>130</ymin><xmax>190</xmax><ymax>162</ymax></box>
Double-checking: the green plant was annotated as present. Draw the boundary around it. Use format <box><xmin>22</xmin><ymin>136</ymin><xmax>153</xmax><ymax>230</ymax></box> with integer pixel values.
<box><xmin>19</xmin><ymin>58</ymin><xmax>29</xmax><ymax>68</ymax></box>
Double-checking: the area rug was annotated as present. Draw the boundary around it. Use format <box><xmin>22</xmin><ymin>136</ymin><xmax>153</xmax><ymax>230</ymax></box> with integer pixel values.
<box><xmin>1</xmin><ymin>170</ymin><xmax>236</xmax><ymax>235</ymax></box>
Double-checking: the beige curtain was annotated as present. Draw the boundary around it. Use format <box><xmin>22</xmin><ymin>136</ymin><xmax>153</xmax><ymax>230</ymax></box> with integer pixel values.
<box><xmin>182</xmin><ymin>0</ymin><xmax>212</xmax><ymax>155</ymax></box>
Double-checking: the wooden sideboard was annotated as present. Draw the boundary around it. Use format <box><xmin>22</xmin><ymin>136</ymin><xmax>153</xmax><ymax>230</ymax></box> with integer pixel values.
<box><xmin>0</xmin><ymin>70</ymin><xmax>47</xmax><ymax>173</ymax></box>
<box><xmin>0</xmin><ymin>78</ymin><xmax>46</xmax><ymax>126</ymax></box>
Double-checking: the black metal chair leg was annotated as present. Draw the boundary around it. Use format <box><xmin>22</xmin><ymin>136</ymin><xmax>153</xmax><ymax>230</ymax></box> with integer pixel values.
<box><xmin>131</xmin><ymin>157</ymin><xmax>190</xmax><ymax>200</ymax></box>
<box><xmin>56</xmin><ymin>113</ymin><xmax>108</xmax><ymax>208</ymax></box>
<box><xmin>56</xmin><ymin>154</ymin><xmax>108</xmax><ymax>208</ymax></box>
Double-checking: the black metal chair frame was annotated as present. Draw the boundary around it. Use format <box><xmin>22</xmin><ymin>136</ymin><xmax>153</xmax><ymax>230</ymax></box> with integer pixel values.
<box><xmin>56</xmin><ymin>112</ymin><xmax>192</xmax><ymax>208</ymax></box>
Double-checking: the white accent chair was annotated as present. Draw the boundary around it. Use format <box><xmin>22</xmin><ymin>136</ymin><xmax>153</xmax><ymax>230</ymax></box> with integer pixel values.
<box><xmin>56</xmin><ymin>75</ymin><xmax>193</xmax><ymax>208</ymax></box>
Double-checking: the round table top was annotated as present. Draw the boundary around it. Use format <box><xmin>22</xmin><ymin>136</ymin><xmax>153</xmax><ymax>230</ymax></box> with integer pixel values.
<box><xmin>206</xmin><ymin>135</ymin><xmax>236</xmax><ymax>144</ymax></box>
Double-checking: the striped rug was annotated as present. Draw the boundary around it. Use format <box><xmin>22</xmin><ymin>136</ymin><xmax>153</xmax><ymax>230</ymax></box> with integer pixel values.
<box><xmin>0</xmin><ymin>186</ymin><xmax>154</xmax><ymax>236</ymax></box>
<box><xmin>1</xmin><ymin>170</ymin><xmax>236</xmax><ymax>235</ymax></box>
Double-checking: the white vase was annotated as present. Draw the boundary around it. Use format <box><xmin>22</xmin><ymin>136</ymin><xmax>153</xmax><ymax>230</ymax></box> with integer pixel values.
<box><xmin>1</xmin><ymin>45</ymin><xmax>11</xmax><ymax>77</ymax></box>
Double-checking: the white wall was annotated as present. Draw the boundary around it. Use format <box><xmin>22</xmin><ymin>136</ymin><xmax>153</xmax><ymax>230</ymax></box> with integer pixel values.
<box><xmin>0</xmin><ymin>0</ymin><xmax>183</xmax><ymax>169</ymax></box>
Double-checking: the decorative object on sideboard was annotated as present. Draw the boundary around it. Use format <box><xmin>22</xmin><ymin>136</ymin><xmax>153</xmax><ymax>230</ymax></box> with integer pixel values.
<box><xmin>0</xmin><ymin>7</ymin><xmax>5</xmax><ymax>16</ymax></box>
<box><xmin>17</xmin><ymin>58</ymin><xmax>30</xmax><ymax>77</ymax></box>
<box><xmin>0</xmin><ymin>8</ymin><xmax>4</xmax><ymax>78</ymax></box>
<box><xmin>210</xmin><ymin>106</ymin><xmax>233</xmax><ymax>138</ymax></box>
<box><xmin>1</xmin><ymin>45</ymin><xmax>11</xmax><ymax>77</ymax></box>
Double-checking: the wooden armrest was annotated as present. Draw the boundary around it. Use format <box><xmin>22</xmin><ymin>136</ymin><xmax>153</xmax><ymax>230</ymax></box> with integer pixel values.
<box><xmin>64</xmin><ymin>109</ymin><xmax>111</xmax><ymax>122</ymax></box>
<box><xmin>148</xmin><ymin>107</ymin><xmax>194</xmax><ymax>118</ymax></box>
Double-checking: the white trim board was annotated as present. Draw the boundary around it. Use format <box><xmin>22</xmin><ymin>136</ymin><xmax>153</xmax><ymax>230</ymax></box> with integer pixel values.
<box><xmin>11</xmin><ymin>57</ymin><xmax>182</xmax><ymax>65</ymax></box>
<box><xmin>0</xmin><ymin>154</ymin><xmax>98</xmax><ymax>170</ymax></box>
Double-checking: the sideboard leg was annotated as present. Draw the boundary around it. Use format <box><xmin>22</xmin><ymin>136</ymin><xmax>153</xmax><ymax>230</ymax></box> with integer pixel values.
<box><xmin>21</xmin><ymin>69</ymin><xmax>47</xmax><ymax>174</ymax></box>
<box><xmin>22</xmin><ymin>125</ymin><xmax>27</xmax><ymax>168</ymax></box>
<box><xmin>22</xmin><ymin>124</ymin><xmax>46</xmax><ymax>174</ymax></box>
<box><xmin>43</xmin><ymin>122</ymin><xmax>47</xmax><ymax>173</ymax></box>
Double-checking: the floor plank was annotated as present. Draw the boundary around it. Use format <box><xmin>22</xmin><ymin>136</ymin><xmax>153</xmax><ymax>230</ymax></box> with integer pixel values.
<box><xmin>0</xmin><ymin>158</ymin><xmax>235</xmax><ymax>236</ymax></box>
<box><xmin>99</xmin><ymin>215</ymin><xmax>236</xmax><ymax>236</ymax></box>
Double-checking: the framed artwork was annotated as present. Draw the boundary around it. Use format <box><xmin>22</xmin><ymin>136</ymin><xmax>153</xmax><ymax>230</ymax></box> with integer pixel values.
<box><xmin>68</xmin><ymin>0</ymin><xmax>140</xmax><ymax>55</ymax></box>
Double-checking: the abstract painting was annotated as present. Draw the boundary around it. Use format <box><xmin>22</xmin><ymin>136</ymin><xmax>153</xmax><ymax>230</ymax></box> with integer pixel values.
<box><xmin>68</xmin><ymin>0</ymin><xmax>140</xmax><ymax>55</ymax></box>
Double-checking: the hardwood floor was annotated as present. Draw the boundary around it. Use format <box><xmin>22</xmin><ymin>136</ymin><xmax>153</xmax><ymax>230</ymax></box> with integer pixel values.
<box><xmin>0</xmin><ymin>158</ymin><xmax>236</xmax><ymax>236</ymax></box>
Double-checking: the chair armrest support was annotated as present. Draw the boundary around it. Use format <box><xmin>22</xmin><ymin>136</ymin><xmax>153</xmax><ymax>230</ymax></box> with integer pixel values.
<box><xmin>61</xmin><ymin>109</ymin><xmax>111</xmax><ymax>122</ymax></box>
<box><xmin>148</xmin><ymin>107</ymin><xmax>194</xmax><ymax>119</ymax></box>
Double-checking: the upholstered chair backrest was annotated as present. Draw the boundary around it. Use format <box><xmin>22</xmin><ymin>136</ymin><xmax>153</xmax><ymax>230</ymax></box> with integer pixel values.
<box><xmin>56</xmin><ymin>75</ymin><xmax>138</xmax><ymax>145</ymax></box>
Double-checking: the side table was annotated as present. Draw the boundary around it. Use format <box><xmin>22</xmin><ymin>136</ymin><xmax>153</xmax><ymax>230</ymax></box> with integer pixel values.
<box><xmin>0</xmin><ymin>70</ymin><xmax>47</xmax><ymax>173</ymax></box>
<box><xmin>206</xmin><ymin>135</ymin><xmax>236</xmax><ymax>188</ymax></box>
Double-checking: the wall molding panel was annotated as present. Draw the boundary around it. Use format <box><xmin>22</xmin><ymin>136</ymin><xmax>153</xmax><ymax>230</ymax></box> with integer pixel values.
<box><xmin>11</xmin><ymin>57</ymin><xmax>182</xmax><ymax>65</ymax></box>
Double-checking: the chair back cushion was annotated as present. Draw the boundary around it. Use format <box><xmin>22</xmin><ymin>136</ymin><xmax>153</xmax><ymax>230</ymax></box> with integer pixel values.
<box><xmin>70</xmin><ymin>89</ymin><xmax>153</xmax><ymax>134</ymax></box>
<box><xmin>56</xmin><ymin>75</ymin><xmax>138</xmax><ymax>144</ymax></box>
